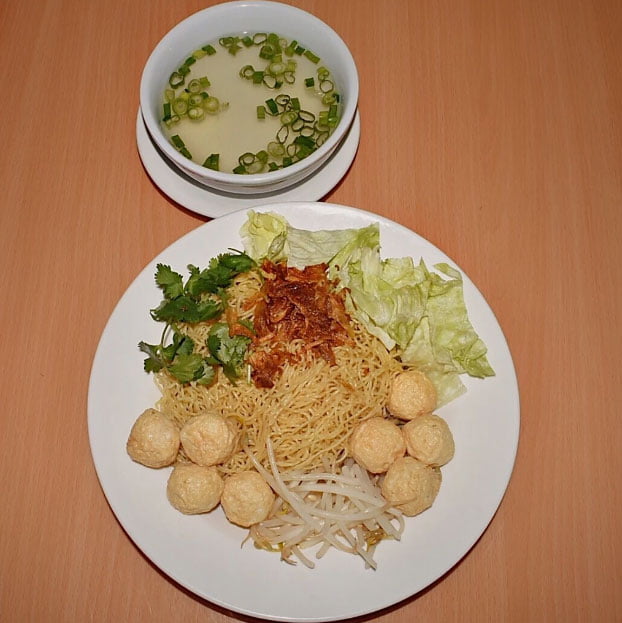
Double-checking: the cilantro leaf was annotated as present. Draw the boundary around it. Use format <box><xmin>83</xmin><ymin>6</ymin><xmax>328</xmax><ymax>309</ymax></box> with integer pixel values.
<box><xmin>218</xmin><ymin>251</ymin><xmax>255</xmax><ymax>273</ymax></box>
<box><xmin>155</xmin><ymin>264</ymin><xmax>184</xmax><ymax>299</ymax></box>
<box><xmin>207</xmin><ymin>322</ymin><xmax>251</xmax><ymax>383</ymax></box>
<box><xmin>196</xmin><ymin>365</ymin><xmax>217</xmax><ymax>386</ymax></box>
<box><xmin>151</xmin><ymin>296</ymin><xmax>222</xmax><ymax>324</ymax></box>
<box><xmin>138</xmin><ymin>341</ymin><xmax>165</xmax><ymax>373</ymax></box>
<box><xmin>168</xmin><ymin>353</ymin><xmax>206</xmax><ymax>383</ymax></box>
<box><xmin>140</xmin><ymin>251</ymin><xmax>256</xmax><ymax>386</ymax></box>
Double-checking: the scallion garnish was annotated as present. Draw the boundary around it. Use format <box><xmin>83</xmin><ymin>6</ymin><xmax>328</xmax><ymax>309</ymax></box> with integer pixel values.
<box><xmin>169</xmin><ymin>71</ymin><xmax>185</xmax><ymax>88</ymax></box>
<box><xmin>265</xmin><ymin>98</ymin><xmax>278</xmax><ymax>115</ymax></box>
<box><xmin>203</xmin><ymin>153</ymin><xmax>220</xmax><ymax>170</ymax></box>
<box><xmin>162</xmin><ymin>31</ymin><xmax>341</xmax><ymax>173</ymax></box>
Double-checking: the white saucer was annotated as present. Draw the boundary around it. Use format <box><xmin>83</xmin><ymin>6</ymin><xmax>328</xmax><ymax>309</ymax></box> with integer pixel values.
<box><xmin>136</xmin><ymin>109</ymin><xmax>361</xmax><ymax>218</ymax></box>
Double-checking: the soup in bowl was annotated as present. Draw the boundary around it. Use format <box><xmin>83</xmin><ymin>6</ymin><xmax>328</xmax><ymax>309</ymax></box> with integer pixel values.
<box><xmin>140</xmin><ymin>1</ymin><xmax>359</xmax><ymax>195</ymax></box>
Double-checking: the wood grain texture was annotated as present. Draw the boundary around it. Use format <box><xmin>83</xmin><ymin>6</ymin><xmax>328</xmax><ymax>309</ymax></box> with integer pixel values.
<box><xmin>0</xmin><ymin>0</ymin><xmax>620</xmax><ymax>621</ymax></box>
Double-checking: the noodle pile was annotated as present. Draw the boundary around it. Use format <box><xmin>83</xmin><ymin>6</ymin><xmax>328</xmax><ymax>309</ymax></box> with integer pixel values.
<box><xmin>155</xmin><ymin>270</ymin><xmax>408</xmax><ymax>475</ymax></box>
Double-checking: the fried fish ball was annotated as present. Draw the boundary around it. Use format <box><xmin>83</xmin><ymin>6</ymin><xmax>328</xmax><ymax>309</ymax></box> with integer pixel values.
<box><xmin>126</xmin><ymin>408</ymin><xmax>180</xmax><ymax>468</ymax></box>
<box><xmin>387</xmin><ymin>370</ymin><xmax>437</xmax><ymax>420</ymax></box>
<box><xmin>166</xmin><ymin>464</ymin><xmax>224</xmax><ymax>515</ymax></box>
<box><xmin>381</xmin><ymin>456</ymin><xmax>442</xmax><ymax>516</ymax></box>
<box><xmin>402</xmin><ymin>414</ymin><xmax>455</xmax><ymax>466</ymax></box>
<box><xmin>179</xmin><ymin>413</ymin><xmax>237</xmax><ymax>467</ymax></box>
<box><xmin>221</xmin><ymin>471</ymin><xmax>275</xmax><ymax>527</ymax></box>
<box><xmin>348</xmin><ymin>417</ymin><xmax>406</xmax><ymax>474</ymax></box>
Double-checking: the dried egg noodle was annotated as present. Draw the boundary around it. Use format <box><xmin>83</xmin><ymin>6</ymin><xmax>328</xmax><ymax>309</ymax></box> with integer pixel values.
<box><xmin>155</xmin><ymin>270</ymin><xmax>410</xmax><ymax>475</ymax></box>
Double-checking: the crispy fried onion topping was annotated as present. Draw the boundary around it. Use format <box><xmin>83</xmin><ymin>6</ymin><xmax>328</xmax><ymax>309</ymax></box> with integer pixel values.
<box><xmin>248</xmin><ymin>260</ymin><xmax>353</xmax><ymax>387</ymax></box>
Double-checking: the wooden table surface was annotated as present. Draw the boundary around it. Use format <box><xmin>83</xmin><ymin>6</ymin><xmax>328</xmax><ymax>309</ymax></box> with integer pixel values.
<box><xmin>1</xmin><ymin>0</ymin><xmax>620</xmax><ymax>621</ymax></box>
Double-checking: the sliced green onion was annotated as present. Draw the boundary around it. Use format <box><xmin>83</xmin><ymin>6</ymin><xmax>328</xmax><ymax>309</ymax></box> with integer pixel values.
<box><xmin>163</xmin><ymin>102</ymin><xmax>171</xmax><ymax>120</ymax></box>
<box><xmin>257</xmin><ymin>105</ymin><xmax>266</xmax><ymax>119</ymax></box>
<box><xmin>304</xmin><ymin>49</ymin><xmax>320</xmax><ymax>63</ymax></box>
<box><xmin>246</xmin><ymin>160</ymin><xmax>265</xmax><ymax>174</ymax></box>
<box><xmin>188</xmin><ymin>107</ymin><xmax>205</xmax><ymax>121</ymax></box>
<box><xmin>184</xmin><ymin>56</ymin><xmax>196</xmax><ymax>67</ymax></box>
<box><xmin>294</xmin><ymin>135</ymin><xmax>315</xmax><ymax>149</ymax></box>
<box><xmin>199</xmin><ymin>76</ymin><xmax>211</xmax><ymax>88</ymax></box>
<box><xmin>203</xmin><ymin>153</ymin><xmax>220</xmax><ymax>170</ymax></box>
<box><xmin>240</xmin><ymin>65</ymin><xmax>255</xmax><ymax>79</ymax></box>
<box><xmin>253</xmin><ymin>33</ymin><xmax>267</xmax><ymax>45</ymax></box>
<box><xmin>320</xmin><ymin>79</ymin><xmax>334</xmax><ymax>93</ymax></box>
<box><xmin>187</xmin><ymin>78</ymin><xmax>202</xmax><ymax>93</ymax></box>
<box><xmin>290</xmin><ymin>97</ymin><xmax>301</xmax><ymax>111</ymax></box>
<box><xmin>322</xmin><ymin>92</ymin><xmax>338</xmax><ymax>105</ymax></box>
<box><xmin>294</xmin><ymin>45</ymin><xmax>305</xmax><ymax>55</ymax></box>
<box><xmin>203</xmin><ymin>96</ymin><xmax>220</xmax><ymax>114</ymax></box>
<box><xmin>262</xmin><ymin>74</ymin><xmax>278</xmax><ymax>89</ymax></box>
<box><xmin>267</xmin><ymin>33</ymin><xmax>281</xmax><ymax>49</ymax></box>
<box><xmin>304</xmin><ymin>77</ymin><xmax>315</xmax><ymax>88</ymax></box>
<box><xmin>169</xmin><ymin>71</ymin><xmax>185</xmax><ymax>88</ymax></box>
<box><xmin>259</xmin><ymin>44</ymin><xmax>276</xmax><ymax>60</ymax></box>
<box><xmin>280</xmin><ymin>110</ymin><xmax>298</xmax><ymax>125</ymax></box>
<box><xmin>202</xmin><ymin>44</ymin><xmax>216</xmax><ymax>55</ymax></box>
<box><xmin>283</xmin><ymin>71</ymin><xmax>295</xmax><ymax>84</ymax></box>
<box><xmin>240</xmin><ymin>152</ymin><xmax>256</xmax><ymax>166</ymax></box>
<box><xmin>317</xmin><ymin>67</ymin><xmax>330</xmax><ymax>81</ymax></box>
<box><xmin>179</xmin><ymin>147</ymin><xmax>192</xmax><ymax>159</ymax></box>
<box><xmin>267</xmin><ymin>141</ymin><xmax>285</xmax><ymax>157</ymax></box>
<box><xmin>282</xmin><ymin>156</ymin><xmax>293</xmax><ymax>167</ymax></box>
<box><xmin>178</xmin><ymin>64</ymin><xmax>191</xmax><ymax>76</ymax></box>
<box><xmin>284</xmin><ymin>40</ymin><xmax>298</xmax><ymax>56</ymax></box>
<box><xmin>268</xmin><ymin>162</ymin><xmax>279</xmax><ymax>171</ymax></box>
<box><xmin>300</xmin><ymin>125</ymin><xmax>315</xmax><ymax>138</ymax></box>
<box><xmin>268</xmin><ymin>61</ymin><xmax>286</xmax><ymax>75</ymax></box>
<box><xmin>242</xmin><ymin>35</ymin><xmax>253</xmax><ymax>47</ymax></box>
<box><xmin>233</xmin><ymin>164</ymin><xmax>247</xmax><ymax>174</ymax></box>
<box><xmin>265</xmin><ymin>98</ymin><xmax>278</xmax><ymax>115</ymax></box>
<box><xmin>275</xmin><ymin>94</ymin><xmax>290</xmax><ymax>107</ymax></box>
<box><xmin>172</xmin><ymin>98</ymin><xmax>188</xmax><ymax>115</ymax></box>
<box><xmin>165</xmin><ymin>89</ymin><xmax>175</xmax><ymax>102</ymax></box>
<box><xmin>276</xmin><ymin>124</ymin><xmax>289</xmax><ymax>144</ymax></box>
<box><xmin>256</xmin><ymin>149</ymin><xmax>268</xmax><ymax>163</ymax></box>
<box><xmin>188</xmin><ymin>93</ymin><xmax>203</xmax><ymax>107</ymax></box>
<box><xmin>192</xmin><ymin>48</ymin><xmax>207</xmax><ymax>59</ymax></box>
<box><xmin>291</xmin><ymin>117</ymin><xmax>305</xmax><ymax>132</ymax></box>
<box><xmin>316</xmin><ymin>131</ymin><xmax>329</xmax><ymax>147</ymax></box>
<box><xmin>171</xmin><ymin>135</ymin><xmax>185</xmax><ymax>149</ymax></box>
<box><xmin>298</xmin><ymin>110</ymin><xmax>316</xmax><ymax>123</ymax></box>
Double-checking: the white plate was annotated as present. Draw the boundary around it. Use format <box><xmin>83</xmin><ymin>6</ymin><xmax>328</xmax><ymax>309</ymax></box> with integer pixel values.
<box><xmin>88</xmin><ymin>203</ymin><xmax>520</xmax><ymax>622</ymax></box>
<box><xmin>136</xmin><ymin>110</ymin><xmax>361</xmax><ymax>218</ymax></box>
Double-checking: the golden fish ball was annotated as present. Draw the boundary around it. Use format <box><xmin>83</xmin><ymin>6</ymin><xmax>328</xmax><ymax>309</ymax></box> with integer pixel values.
<box><xmin>180</xmin><ymin>413</ymin><xmax>237</xmax><ymax>467</ymax></box>
<box><xmin>387</xmin><ymin>370</ymin><xmax>437</xmax><ymax>420</ymax></box>
<box><xmin>126</xmin><ymin>408</ymin><xmax>180</xmax><ymax>468</ymax></box>
<box><xmin>221</xmin><ymin>471</ymin><xmax>275</xmax><ymax>527</ymax></box>
<box><xmin>348</xmin><ymin>416</ymin><xmax>406</xmax><ymax>474</ymax></box>
<box><xmin>381</xmin><ymin>456</ymin><xmax>442</xmax><ymax>516</ymax></box>
<box><xmin>166</xmin><ymin>464</ymin><xmax>224</xmax><ymax>514</ymax></box>
<box><xmin>402</xmin><ymin>414</ymin><xmax>455</xmax><ymax>466</ymax></box>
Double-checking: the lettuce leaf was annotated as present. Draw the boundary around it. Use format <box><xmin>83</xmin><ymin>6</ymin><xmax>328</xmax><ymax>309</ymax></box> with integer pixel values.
<box><xmin>240</xmin><ymin>210</ymin><xmax>379</xmax><ymax>268</ymax></box>
<box><xmin>240</xmin><ymin>211</ymin><xmax>494</xmax><ymax>406</ymax></box>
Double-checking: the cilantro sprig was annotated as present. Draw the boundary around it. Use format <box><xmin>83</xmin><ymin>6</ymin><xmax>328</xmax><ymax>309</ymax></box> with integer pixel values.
<box><xmin>138</xmin><ymin>251</ymin><xmax>255</xmax><ymax>385</ymax></box>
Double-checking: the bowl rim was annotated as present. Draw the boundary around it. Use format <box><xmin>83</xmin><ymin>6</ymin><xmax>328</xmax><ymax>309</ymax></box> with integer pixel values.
<box><xmin>139</xmin><ymin>0</ymin><xmax>359</xmax><ymax>187</ymax></box>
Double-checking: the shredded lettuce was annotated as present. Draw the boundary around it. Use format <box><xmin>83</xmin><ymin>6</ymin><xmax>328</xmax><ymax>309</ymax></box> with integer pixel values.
<box><xmin>240</xmin><ymin>211</ymin><xmax>494</xmax><ymax>406</ymax></box>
